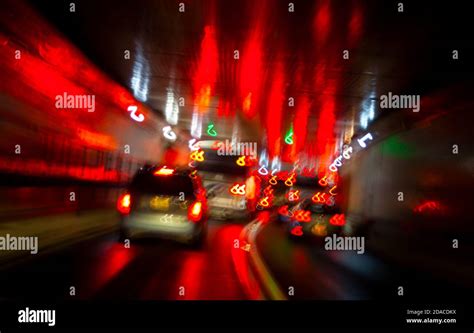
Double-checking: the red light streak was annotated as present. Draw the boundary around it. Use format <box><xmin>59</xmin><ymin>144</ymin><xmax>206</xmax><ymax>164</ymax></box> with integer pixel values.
<box><xmin>266</xmin><ymin>62</ymin><xmax>284</xmax><ymax>158</ymax></box>
<box><xmin>414</xmin><ymin>200</ymin><xmax>441</xmax><ymax>213</ymax></box>
<box><xmin>313</xmin><ymin>0</ymin><xmax>331</xmax><ymax>44</ymax></box>
<box><xmin>294</xmin><ymin>96</ymin><xmax>311</xmax><ymax>153</ymax></box>
<box><xmin>194</xmin><ymin>25</ymin><xmax>218</xmax><ymax>113</ymax></box>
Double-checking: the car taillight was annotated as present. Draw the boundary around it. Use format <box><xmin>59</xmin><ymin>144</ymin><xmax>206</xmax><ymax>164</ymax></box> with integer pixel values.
<box><xmin>188</xmin><ymin>201</ymin><xmax>203</xmax><ymax>222</ymax></box>
<box><xmin>117</xmin><ymin>193</ymin><xmax>131</xmax><ymax>214</ymax></box>
<box><xmin>245</xmin><ymin>176</ymin><xmax>256</xmax><ymax>200</ymax></box>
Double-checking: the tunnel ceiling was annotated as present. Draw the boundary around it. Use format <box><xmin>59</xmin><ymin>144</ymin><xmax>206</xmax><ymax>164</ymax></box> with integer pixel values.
<box><xmin>27</xmin><ymin>0</ymin><xmax>471</xmax><ymax>163</ymax></box>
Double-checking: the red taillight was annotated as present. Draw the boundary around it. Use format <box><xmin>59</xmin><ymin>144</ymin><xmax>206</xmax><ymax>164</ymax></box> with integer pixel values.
<box><xmin>188</xmin><ymin>201</ymin><xmax>203</xmax><ymax>222</ymax></box>
<box><xmin>117</xmin><ymin>193</ymin><xmax>131</xmax><ymax>214</ymax></box>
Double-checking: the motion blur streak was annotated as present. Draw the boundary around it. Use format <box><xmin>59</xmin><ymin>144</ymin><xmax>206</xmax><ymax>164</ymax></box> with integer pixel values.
<box><xmin>265</xmin><ymin>62</ymin><xmax>285</xmax><ymax>159</ymax></box>
<box><xmin>194</xmin><ymin>25</ymin><xmax>219</xmax><ymax>112</ymax></box>
<box><xmin>293</xmin><ymin>95</ymin><xmax>311</xmax><ymax>154</ymax></box>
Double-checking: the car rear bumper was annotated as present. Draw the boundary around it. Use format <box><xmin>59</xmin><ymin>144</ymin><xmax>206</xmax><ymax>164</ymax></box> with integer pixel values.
<box><xmin>121</xmin><ymin>213</ymin><xmax>205</xmax><ymax>242</ymax></box>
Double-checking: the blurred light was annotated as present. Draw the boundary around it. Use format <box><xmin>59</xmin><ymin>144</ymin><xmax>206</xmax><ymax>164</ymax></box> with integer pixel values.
<box><xmin>360</xmin><ymin>112</ymin><xmax>368</xmax><ymax>129</ymax></box>
<box><xmin>294</xmin><ymin>210</ymin><xmax>311</xmax><ymax>222</ymax></box>
<box><xmin>117</xmin><ymin>193</ymin><xmax>131</xmax><ymax>214</ymax></box>
<box><xmin>165</xmin><ymin>89</ymin><xmax>179</xmax><ymax>125</ymax></box>
<box><xmin>194</xmin><ymin>25</ymin><xmax>218</xmax><ymax>113</ymax></box>
<box><xmin>230</xmin><ymin>183</ymin><xmax>246</xmax><ymax>196</ymax></box>
<box><xmin>240</xmin><ymin>30</ymin><xmax>264</xmax><ymax>119</ymax></box>
<box><xmin>258</xmin><ymin>196</ymin><xmax>270</xmax><ymax>208</ymax></box>
<box><xmin>270</xmin><ymin>156</ymin><xmax>281</xmax><ymax>172</ymax></box>
<box><xmin>258</xmin><ymin>165</ymin><xmax>269</xmax><ymax>176</ymax></box>
<box><xmin>284</xmin><ymin>125</ymin><xmax>294</xmax><ymax>145</ymax></box>
<box><xmin>190</xmin><ymin>150</ymin><xmax>205</xmax><ymax>162</ymax></box>
<box><xmin>314</xmin><ymin>0</ymin><xmax>331</xmax><ymax>44</ymax></box>
<box><xmin>207</xmin><ymin>123</ymin><xmax>218</xmax><ymax>137</ymax></box>
<box><xmin>357</xmin><ymin>132</ymin><xmax>373</xmax><ymax>148</ymax></box>
<box><xmin>259</xmin><ymin>149</ymin><xmax>269</xmax><ymax>167</ymax></box>
<box><xmin>414</xmin><ymin>200</ymin><xmax>442</xmax><ymax>213</ymax></box>
<box><xmin>245</xmin><ymin>176</ymin><xmax>256</xmax><ymax>200</ymax></box>
<box><xmin>162</xmin><ymin>126</ymin><xmax>177</xmax><ymax>141</ymax></box>
<box><xmin>154</xmin><ymin>166</ymin><xmax>175</xmax><ymax>176</ymax></box>
<box><xmin>211</xmin><ymin>140</ymin><xmax>222</xmax><ymax>150</ymax></box>
<box><xmin>77</xmin><ymin>128</ymin><xmax>117</xmax><ymax>150</ymax></box>
<box><xmin>188</xmin><ymin>138</ymin><xmax>200</xmax><ymax>151</ymax></box>
<box><xmin>127</xmin><ymin>105</ymin><xmax>145</xmax><ymax>122</ymax></box>
<box><xmin>266</xmin><ymin>63</ymin><xmax>284</xmax><ymax>158</ymax></box>
<box><xmin>284</xmin><ymin>174</ymin><xmax>296</xmax><ymax>187</ymax></box>
<box><xmin>278</xmin><ymin>205</ymin><xmax>291</xmax><ymax>217</ymax></box>
<box><xmin>236</xmin><ymin>156</ymin><xmax>246</xmax><ymax>166</ymax></box>
<box><xmin>191</xmin><ymin>106</ymin><xmax>202</xmax><ymax>138</ymax></box>
<box><xmin>130</xmin><ymin>44</ymin><xmax>150</xmax><ymax>102</ymax></box>
<box><xmin>291</xmin><ymin>225</ymin><xmax>303</xmax><ymax>236</ymax></box>
<box><xmin>311</xmin><ymin>224</ymin><xmax>327</xmax><ymax>236</ymax></box>
<box><xmin>318</xmin><ymin>175</ymin><xmax>328</xmax><ymax>187</ymax></box>
<box><xmin>286</xmin><ymin>190</ymin><xmax>300</xmax><ymax>202</ymax></box>
<box><xmin>269</xmin><ymin>175</ymin><xmax>278</xmax><ymax>185</ymax></box>
<box><xmin>294</xmin><ymin>96</ymin><xmax>311</xmax><ymax>153</ymax></box>
<box><xmin>329</xmin><ymin>214</ymin><xmax>345</xmax><ymax>226</ymax></box>
<box><xmin>312</xmin><ymin>192</ymin><xmax>327</xmax><ymax>204</ymax></box>
<box><xmin>188</xmin><ymin>201</ymin><xmax>203</xmax><ymax>222</ymax></box>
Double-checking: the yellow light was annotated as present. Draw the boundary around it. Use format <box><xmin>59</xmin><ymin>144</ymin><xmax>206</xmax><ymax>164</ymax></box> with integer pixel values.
<box><xmin>154</xmin><ymin>166</ymin><xmax>175</xmax><ymax>176</ymax></box>
<box><xmin>192</xmin><ymin>201</ymin><xmax>202</xmax><ymax>215</ymax></box>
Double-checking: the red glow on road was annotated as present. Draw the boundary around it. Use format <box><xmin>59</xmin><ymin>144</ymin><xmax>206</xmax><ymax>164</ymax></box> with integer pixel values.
<box><xmin>83</xmin><ymin>243</ymin><xmax>138</xmax><ymax>297</ymax></box>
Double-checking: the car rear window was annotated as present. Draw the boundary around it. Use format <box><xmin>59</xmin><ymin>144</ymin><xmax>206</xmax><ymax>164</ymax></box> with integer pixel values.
<box><xmin>130</xmin><ymin>173</ymin><xmax>195</xmax><ymax>196</ymax></box>
<box><xmin>196</xmin><ymin>150</ymin><xmax>249</xmax><ymax>177</ymax></box>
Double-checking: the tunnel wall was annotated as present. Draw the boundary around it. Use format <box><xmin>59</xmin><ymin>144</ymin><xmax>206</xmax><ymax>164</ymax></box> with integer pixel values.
<box><xmin>340</xmin><ymin>92</ymin><xmax>474</xmax><ymax>240</ymax></box>
<box><xmin>0</xmin><ymin>0</ymin><xmax>169</xmax><ymax>185</ymax></box>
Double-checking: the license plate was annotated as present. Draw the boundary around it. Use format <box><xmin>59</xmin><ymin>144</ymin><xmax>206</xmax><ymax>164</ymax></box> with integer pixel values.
<box><xmin>149</xmin><ymin>197</ymin><xmax>170</xmax><ymax>211</ymax></box>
